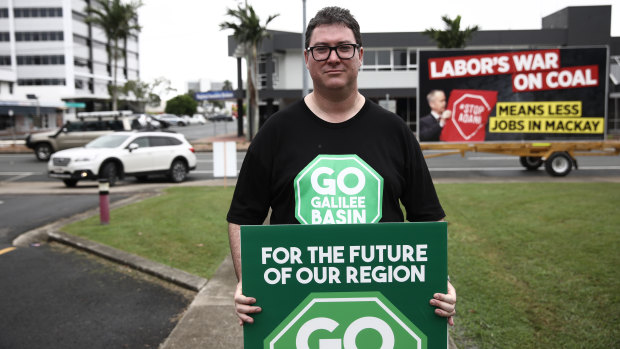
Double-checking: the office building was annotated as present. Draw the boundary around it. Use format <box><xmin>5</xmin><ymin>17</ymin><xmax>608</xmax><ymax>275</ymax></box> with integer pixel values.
<box><xmin>226</xmin><ymin>5</ymin><xmax>620</xmax><ymax>133</ymax></box>
<box><xmin>0</xmin><ymin>0</ymin><xmax>140</xmax><ymax>134</ymax></box>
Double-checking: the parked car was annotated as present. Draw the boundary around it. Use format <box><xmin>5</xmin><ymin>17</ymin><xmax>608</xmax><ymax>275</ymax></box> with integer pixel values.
<box><xmin>131</xmin><ymin>114</ymin><xmax>162</xmax><ymax>129</ymax></box>
<box><xmin>182</xmin><ymin>114</ymin><xmax>207</xmax><ymax>125</ymax></box>
<box><xmin>48</xmin><ymin>131</ymin><xmax>197</xmax><ymax>187</ymax></box>
<box><xmin>208</xmin><ymin>114</ymin><xmax>234</xmax><ymax>122</ymax></box>
<box><xmin>153</xmin><ymin>114</ymin><xmax>186</xmax><ymax>127</ymax></box>
<box><xmin>25</xmin><ymin>112</ymin><xmax>133</xmax><ymax>161</ymax></box>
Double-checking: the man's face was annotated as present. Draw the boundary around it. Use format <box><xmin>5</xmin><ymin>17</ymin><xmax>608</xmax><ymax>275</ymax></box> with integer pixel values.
<box><xmin>429</xmin><ymin>91</ymin><xmax>446</xmax><ymax>114</ymax></box>
<box><xmin>304</xmin><ymin>24</ymin><xmax>363</xmax><ymax>92</ymax></box>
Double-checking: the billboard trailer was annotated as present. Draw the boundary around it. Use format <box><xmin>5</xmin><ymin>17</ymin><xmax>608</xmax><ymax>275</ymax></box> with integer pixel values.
<box><xmin>417</xmin><ymin>46</ymin><xmax>620</xmax><ymax>176</ymax></box>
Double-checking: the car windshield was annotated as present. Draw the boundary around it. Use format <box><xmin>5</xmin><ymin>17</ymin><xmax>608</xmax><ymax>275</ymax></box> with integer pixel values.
<box><xmin>86</xmin><ymin>134</ymin><xmax>130</xmax><ymax>148</ymax></box>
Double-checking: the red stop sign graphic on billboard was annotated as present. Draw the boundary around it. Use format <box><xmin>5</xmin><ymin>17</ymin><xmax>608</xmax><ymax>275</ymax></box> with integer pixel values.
<box><xmin>440</xmin><ymin>89</ymin><xmax>498</xmax><ymax>142</ymax></box>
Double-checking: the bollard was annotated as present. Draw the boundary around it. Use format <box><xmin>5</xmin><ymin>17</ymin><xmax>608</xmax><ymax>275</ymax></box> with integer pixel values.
<box><xmin>98</xmin><ymin>179</ymin><xmax>110</xmax><ymax>225</ymax></box>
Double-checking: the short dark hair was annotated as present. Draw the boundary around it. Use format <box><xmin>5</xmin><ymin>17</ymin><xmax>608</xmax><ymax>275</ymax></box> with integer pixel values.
<box><xmin>427</xmin><ymin>90</ymin><xmax>444</xmax><ymax>103</ymax></box>
<box><xmin>305</xmin><ymin>6</ymin><xmax>362</xmax><ymax>49</ymax></box>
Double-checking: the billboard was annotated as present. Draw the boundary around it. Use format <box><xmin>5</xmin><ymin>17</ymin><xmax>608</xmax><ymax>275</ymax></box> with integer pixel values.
<box><xmin>417</xmin><ymin>47</ymin><xmax>608</xmax><ymax>142</ymax></box>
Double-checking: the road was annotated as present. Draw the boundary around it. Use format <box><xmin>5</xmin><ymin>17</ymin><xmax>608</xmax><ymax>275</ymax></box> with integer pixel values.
<box><xmin>2</xmin><ymin>150</ymin><xmax>620</xmax><ymax>185</ymax></box>
<box><xmin>0</xmin><ymin>195</ymin><xmax>193</xmax><ymax>349</ymax></box>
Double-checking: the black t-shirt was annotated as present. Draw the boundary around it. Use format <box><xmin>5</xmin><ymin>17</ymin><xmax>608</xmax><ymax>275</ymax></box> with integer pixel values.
<box><xmin>227</xmin><ymin>98</ymin><xmax>445</xmax><ymax>225</ymax></box>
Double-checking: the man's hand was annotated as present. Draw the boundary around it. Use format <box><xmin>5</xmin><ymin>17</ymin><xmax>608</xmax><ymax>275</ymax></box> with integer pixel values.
<box><xmin>439</xmin><ymin>110</ymin><xmax>452</xmax><ymax>127</ymax></box>
<box><xmin>430</xmin><ymin>281</ymin><xmax>456</xmax><ymax>326</ymax></box>
<box><xmin>441</xmin><ymin>110</ymin><xmax>452</xmax><ymax>121</ymax></box>
<box><xmin>234</xmin><ymin>281</ymin><xmax>262</xmax><ymax>326</ymax></box>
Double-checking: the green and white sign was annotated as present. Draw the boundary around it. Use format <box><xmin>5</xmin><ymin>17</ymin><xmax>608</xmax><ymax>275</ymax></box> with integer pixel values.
<box><xmin>241</xmin><ymin>222</ymin><xmax>447</xmax><ymax>349</ymax></box>
<box><xmin>294</xmin><ymin>155</ymin><xmax>384</xmax><ymax>225</ymax></box>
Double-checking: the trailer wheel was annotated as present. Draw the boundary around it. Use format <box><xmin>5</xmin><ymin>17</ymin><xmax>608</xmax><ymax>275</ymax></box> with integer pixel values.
<box><xmin>519</xmin><ymin>156</ymin><xmax>543</xmax><ymax>170</ymax></box>
<box><xmin>544</xmin><ymin>152</ymin><xmax>573</xmax><ymax>177</ymax></box>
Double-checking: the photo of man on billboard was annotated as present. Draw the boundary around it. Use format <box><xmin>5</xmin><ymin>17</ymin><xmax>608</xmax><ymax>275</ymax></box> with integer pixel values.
<box><xmin>419</xmin><ymin>90</ymin><xmax>452</xmax><ymax>142</ymax></box>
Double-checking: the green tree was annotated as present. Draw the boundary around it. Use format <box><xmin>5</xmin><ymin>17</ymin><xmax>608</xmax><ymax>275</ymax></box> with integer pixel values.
<box><xmin>122</xmin><ymin>78</ymin><xmax>175</xmax><ymax>112</ymax></box>
<box><xmin>423</xmin><ymin>15</ymin><xmax>479</xmax><ymax>48</ymax></box>
<box><xmin>165</xmin><ymin>94</ymin><xmax>198</xmax><ymax>116</ymax></box>
<box><xmin>220</xmin><ymin>2</ymin><xmax>278</xmax><ymax>140</ymax></box>
<box><xmin>222</xmin><ymin>80</ymin><xmax>233</xmax><ymax>91</ymax></box>
<box><xmin>85</xmin><ymin>0</ymin><xmax>143</xmax><ymax>111</ymax></box>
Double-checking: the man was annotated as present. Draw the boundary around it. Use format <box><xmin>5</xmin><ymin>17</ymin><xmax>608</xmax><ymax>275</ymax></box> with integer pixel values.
<box><xmin>419</xmin><ymin>90</ymin><xmax>452</xmax><ymax>142</ymax></box>
<box><xmin>227</xmin><ymin>6</ymin><xmax>456</xmax><ymax>327</ymax></box>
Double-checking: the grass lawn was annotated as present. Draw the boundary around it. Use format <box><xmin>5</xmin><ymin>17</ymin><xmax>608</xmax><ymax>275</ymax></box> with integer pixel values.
<box><xmin>63</xmin><ymin>186</ymin><xmax>235</xmax><ymax>278</ymax></box>
<box><xmin>62</xmin><ymin>183</ymin><xmax>620</xmax><ymax>348</ymax></box>
<box><xmin>438</xmin><ymin>183</ymin><xmax>620</xmax><ymax>348</ymax></box>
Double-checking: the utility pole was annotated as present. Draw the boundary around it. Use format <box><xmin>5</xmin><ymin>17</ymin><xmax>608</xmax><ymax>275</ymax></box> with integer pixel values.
<box><xmin>301</xmin><ymin>0</ymin><xmax>309</xmax><ymax>97</ymax></box>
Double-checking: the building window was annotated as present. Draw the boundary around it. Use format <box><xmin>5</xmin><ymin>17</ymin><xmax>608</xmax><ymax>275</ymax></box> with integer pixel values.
<box><xmin>73</xmin><ymin>34</ymin><xmax>88</xmax><ymax>46</ymax></box>
<box><xmin>74</xmin><ymin>57</ymin><xmax>90</xmax><ymax>67</ymax></box>
<box><xmin>75</xmin><ymin>79</ymin><xmax>84</xmax><ymax>89</ymax></box>
<box><xmin>257</xmin><ymin>54</ymin><xmax>279</xmax><ymax>89</ymax></box>
<box><xmin>15</xmin><ymin>31</ymin><xmax>64</xmax><ymax>42</ymax></box>
<box><xmin>363</xmin><ymin>49</ymin><xmax>391</xmax><ymax>71</ymax></box>
<box><xmin>0</xmin><ymin>8</ymin><xmax>8</xmax><ymax>18</ymax></box>
<box><xmin>17</xmin><ymin>78</ymin><xmax>66</xmax><ymax>86</ymax></box>
<box><xmin>0</xmin><ymin>56</ymin><xmax>11</xmax><ymax>65</ymax></box>
<box><xmin>17</xmin><ymin>55</ymin><xmax>65</xmax><ymax>65</ymax></box>
<box><xmin>0</xmin><ymin>32</ymin><xmax>9</xmax><ymax>41</ymax></box>
<box><xmin>362</xmin><ymin>48</ymin><xmax>418</xmax><ymax>71</ymax></box>
<box><xmin>393</xmin><ymin>49</ymin><xmax>407</xmax><ymax>71</ymax></box>
<box><xmin>14</xmin><ymin>8</ymin><xmax>62</xmax><ymax>18</ymax></box>
<box><xmin>408</xmin><ymin>50</ymin><xmax>417</xmax><ymax>70</ymax></box>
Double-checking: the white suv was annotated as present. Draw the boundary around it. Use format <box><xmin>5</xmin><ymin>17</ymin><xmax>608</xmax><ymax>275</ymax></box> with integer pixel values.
<box><xmin>48</xmin><ymin>131</ymin><xmax>197</xmax><ymax>187</ymax></box>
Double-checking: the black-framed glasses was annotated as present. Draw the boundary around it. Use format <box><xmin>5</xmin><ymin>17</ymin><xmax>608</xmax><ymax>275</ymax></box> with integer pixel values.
<box><xmin>307</xmin><ymin>44</ymin><xmax>360</xmax><ymax>61</ymax></box>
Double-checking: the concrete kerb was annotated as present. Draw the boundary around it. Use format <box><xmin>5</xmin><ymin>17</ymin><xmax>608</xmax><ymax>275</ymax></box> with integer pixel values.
<box><xmin>12</xmin><ymin>190</ymin><xmax>207</xmax><ymax>292</ymax></box>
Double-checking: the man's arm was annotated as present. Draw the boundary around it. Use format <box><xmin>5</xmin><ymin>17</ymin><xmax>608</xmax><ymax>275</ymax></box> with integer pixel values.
<box><xmin>228</xmin><ymin>223</ymin><xmax>242</xmax><ymax>280</ymax></box>
<box><xmin>419</xmin><ymin>115</ymin><xmax>442</xmax><ymax>142</ymax></box>
<box><xmin>228</xmin><ymin>222</ymin><xmax>262</xmax><ymax>325</ymax></box>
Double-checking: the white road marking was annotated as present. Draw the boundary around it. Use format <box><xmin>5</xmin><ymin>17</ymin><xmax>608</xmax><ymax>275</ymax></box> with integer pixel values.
<box><xmin>4</xmin><ymin>174</ymin><xmax>32</xmax><ymax>182</ymax></box>
<box><xmin>428</xmin><ymin>166</ymin><xmax>620</xmax><ymax>172</ymax></box>
<box><xmin>579</xmin><ymin>166</ymin><xmax>620</xmax><ymax>170</ymax></box>
<box><xmin>429</xmin><ymin>167</ymin><xmax>526</xmax><ymax>172</ymax></box>
<box><xmin>0</xmin><ymin>172</ymin><xmax>40</xmax><ymax>176</ymax></box>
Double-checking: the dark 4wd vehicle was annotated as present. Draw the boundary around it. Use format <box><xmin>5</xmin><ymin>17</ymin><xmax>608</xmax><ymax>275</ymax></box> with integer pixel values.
<box><xmin>25</xmin><ymin>113</ymin><xmax>133</xmax><ymax>161</ymax></box>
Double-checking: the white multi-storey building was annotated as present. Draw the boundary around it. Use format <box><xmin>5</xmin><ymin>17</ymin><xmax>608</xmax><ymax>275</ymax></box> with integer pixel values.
<box><xmin>0</xmin><ymin>0</ymin><xmax>139</xmax><ymax>133</ymax></box>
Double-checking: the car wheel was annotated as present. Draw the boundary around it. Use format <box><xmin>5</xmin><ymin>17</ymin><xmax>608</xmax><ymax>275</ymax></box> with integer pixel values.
<box><xmin>178</xmin><ymin>122</ymin><xmax>186</xmax><ymax>127</ymax></box>
<box><xmin>35</xmin><ymin>143</ymin><xmax>53</xmax><ymax>161</ymax></box>
<box><xmin>168</xmin><ymin>159</ymin><xmax>187</xmax><ymax>183</ymax></box>
<box><xmin>519</xmin><ymin>156</ymin><xmax>543</xmax><ymax>170</ymax></box>
<box><xmin>63</xmin><ymin>179</ymin><xmax>78</xmax><ymax>187</ymax></box>
<box><xmin>99</xmin><ymin>162</ymin><xmax>119</xmax><ymax>186</ymax></box>
<box><xmin>544</xmin><ymin>152</ymin><xmax>573</xmax><ymax>177</ymax></box>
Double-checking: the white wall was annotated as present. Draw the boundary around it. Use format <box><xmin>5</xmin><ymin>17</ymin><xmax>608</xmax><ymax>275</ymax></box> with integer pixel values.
<box><xmin>358</xmin><ymin>70</ymin><xmax>418</xmax><ymax>89</ymax></box>
<box><xmin>280</xmin><ymin>50</ymin><xmax>303</xmax><ymax>90</ymax></box>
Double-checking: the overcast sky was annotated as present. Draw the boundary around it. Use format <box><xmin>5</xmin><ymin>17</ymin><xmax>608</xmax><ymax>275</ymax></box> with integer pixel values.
<box><xmin>137</xmin><ymin>0</ymin><xmax>618</xmax><ymax>96</ymax></box>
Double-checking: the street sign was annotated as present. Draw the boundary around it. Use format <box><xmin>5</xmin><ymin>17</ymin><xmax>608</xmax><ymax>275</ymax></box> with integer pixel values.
<box><xmin>294</xmin><ymin>155</ymin><xmax>383</xmax><ymax>225</ymax></box>
<box><xmin>241</xmin><ymin>222</ymin><xmax>447</xmax><ymax>349</ymax></box>
<box><xmin>194</xmin><ymin>90</ymin><xmax>235</xmax><ymax>101</ymax></box>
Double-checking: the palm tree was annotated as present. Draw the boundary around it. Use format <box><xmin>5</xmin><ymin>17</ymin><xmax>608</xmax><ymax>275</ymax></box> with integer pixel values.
<box><xmin>220</xmin><ymin>2</ymin><xmax>278</xmax><ymax>140</ymax></box>
<box><xmin>85</xmin><ymin>0</ymin><xmax>142</xmax><ymax>111</ymax></box>
<box><xmin>423</xmin><ymin>15</ymin><xmax>479</xmax><ymax>48</ymax></box>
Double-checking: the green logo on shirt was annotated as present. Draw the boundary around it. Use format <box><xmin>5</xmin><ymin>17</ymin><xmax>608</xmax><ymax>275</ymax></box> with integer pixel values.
<box><xmin>294</xmin><ymin>155</ymin><xmax>383</xmax><ymax>224</ymax></box>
